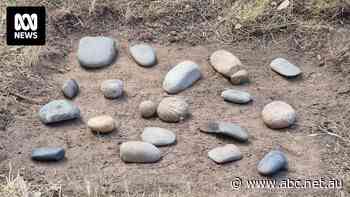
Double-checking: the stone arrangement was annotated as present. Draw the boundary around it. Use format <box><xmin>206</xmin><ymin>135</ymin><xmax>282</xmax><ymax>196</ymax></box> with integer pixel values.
<box><xmin>34</xmin><ymin>36</ymin><xmax>303</xmax><ymax>177</ymax></box>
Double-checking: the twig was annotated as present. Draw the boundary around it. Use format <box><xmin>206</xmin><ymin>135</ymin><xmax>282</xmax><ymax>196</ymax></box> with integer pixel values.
<box><xmin>8</xmin><ymin>91</ymin><xmax>44</xmax><ymax>105</ymax></box>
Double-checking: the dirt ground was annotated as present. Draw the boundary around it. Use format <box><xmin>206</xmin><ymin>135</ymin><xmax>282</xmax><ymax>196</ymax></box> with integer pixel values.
<box><xmin>1</xmin><ymin>0</ymin><xmax>350</xmax><ymax>197</ymax></box>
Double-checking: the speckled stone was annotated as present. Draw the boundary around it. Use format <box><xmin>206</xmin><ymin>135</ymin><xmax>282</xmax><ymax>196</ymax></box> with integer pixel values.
<box><xmin>39</xmin><ymin>100</ymin><xmax>80</xmax><ymax>124</ymax></box>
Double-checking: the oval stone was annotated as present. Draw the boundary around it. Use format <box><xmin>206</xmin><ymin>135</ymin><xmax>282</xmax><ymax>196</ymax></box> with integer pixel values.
<box><xmin>87</xmin><ymin>115</ymin><xmax>115</xmax><ymax>133</ymax></box>
<box><xmin>157</xmin><ymin>97</ymin><xmax>190</xmax><ymax>123</ymax></box>
<box><xmin>141</xmin><ymin>127</ymin><xmax>176</xmax><ymax>146</ymax></box>
<box><xmin>208</xmin><ymin>144</ymin><xmax>242</xmax><ymax>164</ymax></box>
<box><xmin>163</xmin><ymin>61</ymin><xmax>201</xmax><ymax>94</ymax></box>
<box><xmin>129</xmin><ymin>44</ymin><xmax>157</xmax><ymax>67</ymax></box>
<box><xmin>62</xmin><ymin>79</ymin><xmax>79</xmax><ymax>99</ymax></box>
<box><xmin>199</xmin><ymin>121</ymin><xmax>248</xmax><ymax>142</ymax></box>
<box><xmin>210</xmin><ymin>50</ymin><xmax>242</xmax><ymax>77</ymax></box>
<box><xmin>78</xmin><ymin>36</ymin><xmax>117</xmax><ymax>68</ymax></box>
<box><xmin>270</xmin><ymin>58</ymin><xmax>301</xmax><ymax>77</ymax></box>
<box><xmin>100</xmin><ymin>79</ymin><xmax>123</xmax><ymax>99</ymax></box>
<box><xmin>257</xmin><ymin>150</ymin><xmax>288</xmax><ymax>176</ymax></box>
<box><xmin>221</xmin><ymin>89</ymin><xmax>252</xmax><ymax>104</ymax></box>
<box><xmin>139</xmin><ymin>100</ymin><xmax>157</xmax><ymax>118</ymax></box>
<box><xmin>262</xmin><ymin>101</ymin><xmax>296</xmax><ymax>129</ymax></box>
<box><xmin>32</xmin><ymin>147</ymin><xmax>65</xmax><ymax>161</ymax></box>
<box><xmin>39</xmin><ymin>100</ymin><xmax>80</xmax><ymax>124</ymax></box>
<box><xmin>120</xmin><ymin>141</ymin><xmax>161</xmax><ymax>163</ymax></box>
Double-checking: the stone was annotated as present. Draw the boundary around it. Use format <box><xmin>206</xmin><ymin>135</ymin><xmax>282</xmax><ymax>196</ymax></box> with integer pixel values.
<box><xmin>141</xmin><ymin>127</ymin><xmax>176</xmax><ymax>146</ymax></box>
<box><xmin>262</xmin><ymin>101</ymin><xmax>296</xmax><ymax>129</ymax></box>
<box><xmin>277</xmin><ymin>0</ymin><xmax>290</xmax><ymax>10</ymax></box>
<box><xmin>31</xmin><ymin>147</ymin><xmax>65</xmax><ymax>161</ymax></box>
<box><xmin>157</xmin><ymin>97</ymin><xmax>190</xmax><ymax>123</ymax></box>
<box><xmin>221</xmin><ymin>89</ymin><xmax>252</xmax><ymax>104</ymax></box>
<box><xmin>129</xmin><ymin>44</ymin><xmax>157</xmax><ymax>67</ymax></box>
<box><xmin>208</xmin><ymin>144</ymin><xmax>242</xmax><ymax>164</ymax></box>
<box><xmin>200</xmin><ymin>121</ymin><xmax>248</xmax><ymax>142</ymax></box>
<box><xmin>78</xmin><ymin>36</ymin><xmax>117</xmax><ymax>68</ymax></box>
<box><xmin>270</xmin><ymin>58</ymin><xmax>301</xmax><ymax>77</ymax></box>
<box><xmin>87</xmin><ymin>115</ymin><xmax>115</xmax><ymax>133</ymax></box>
<box><xmin>163</xmin><ymin>61</ymin><xmax>201</xmax><ymax>94</ymax></box>
<box><xmin>257</xmin><ymin>150</ymin><xmax>288</xmax><ymax>176</ymax></box>
<box><xmin>139</xmin><ymin>100</ymin><xmax>157</xmax><ymax>118</ymax></box>
<box><xmin>100</xmin><ymin>79</ymin><xmax>123</xmax><ymax>99</ymax></box>
<box><xmin>62</xmin><ymin>79</ymin><xmax>79</xmax><ymax>99</ymax></box>
<box><xmin>39</xmin><ymin>100</ymin><xmax>80</xmax><ymax>124</ymax></box>
<box><xmin>210</xmin><ymin>50</ymin><xmax>242</xmax><ymax>77</ymax></box>
<box><xmin>230</xmin><ymin>69</ymin><xmax>249</xmax><ymax>85</ymax></box>
<box><xmin>120</xmin><ymin>141</ymin><xmax>161</xmax><ymax>163</ymax></box>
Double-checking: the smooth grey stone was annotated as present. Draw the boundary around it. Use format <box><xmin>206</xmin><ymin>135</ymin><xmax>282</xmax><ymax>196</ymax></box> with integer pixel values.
<box><xmin>120</xmin><ymin>141</ymin><xmax>161</xmax><ymax>163</ymax></box>
<box><xmin>62</xmin><ymin>79</ymin><xmax>79</xmax><ymax>99</ymax></box>
<box><xmin>32</xmin><ymin>147</ymin><xmax>65</xmax><ymax>161</ymax></box>
<box><xmin>129</xmin><ymin>44</ymin><xmax>157</xmax><ymax>67</ymax></box>
<box><xmin>39</xmin><ymin>100</ymin><xmax>80</xmax><ymax>124</ymax></box>
<box><xmin>221</xmin><ymin>89</ymin><xmax>252</xmax><ymax>104</ymax></box>
<box><xmin>141</xmin><ymin>127</ymin><xmax>176</xmax><ymax>146</ymax></box>
<box><xmin>258</xmin><ymin>150</ymin><xmax>288</xmax><ymax>176</ymax></box>
<box><xmin>208</xmin><ymin>144</ymin><xmax>242</xmax><ymax>164</ymax></box>
<box><xmin>78</xmin><ymin>36</ymin><xmax>117</xmax><ymax>68</ymax></box>
<box><xmin>163</xmin><ymin>61</ymin><xmax>201</xmax><ymax>94</ymax></box>
<box><xmin>200</xmin><ymin>121</ymin><xmax>248</xmax><ymax>142</ymax></box>
<box><xmin>270</xmin><ymin>58</ymin><xmax>301</xmax><ymax>77</ymax></box>
<box><xmin>100</xmin><ymin>79</ymin><xmax>123</xmax><ymax>99</ymax></box>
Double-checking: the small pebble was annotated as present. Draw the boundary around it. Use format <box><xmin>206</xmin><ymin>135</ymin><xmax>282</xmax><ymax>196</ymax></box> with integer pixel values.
<box><xmin>120</xmin><ymin>141</ymin><xmax>161</xmax><ymax>163</ymax></box>
<box><xmin>262</xmin><ymin>101</ymin><xmax>296</xmax><ymax>129</ymax></box>
<box><xmin>141</xmin><ymin>127</ymin><xmax>176</xmax><ymax>146</ymax></box>
<box><xmin>230</xmin><ymin>69</ymin><xmax>249</xmax><ymax>85</ymax></box>
<box><xmin>32</xmin><ymin>147</ymin><xmax>65</xmax><ymax>161</ymax></box>
<box><xmin>257</xmin><ymin>150</ymin><xmax>288</xmax><ymax>176</ymax></box>
<box><xmin>208</xmin><ymin>144</ymin><xmax>242</xmax><ymax>164</ymax></box>
<box><xmin>87</xmin><ymin>115</ymin><xmax>115</xmax><ymax>134</ymax></box>
<box><xmin>62</xmin><ymin>79</ymin><xmax>79</xmax><ymax>99</ymax></box>
<box><xmin>221</xmin><ymin>89</ymin><xmax>252</xmax><ymax>104</ymax></box>
<box><xmin>100</xmin><ymin>79</ymin><xmax>123</xmax><ymax>99</ymax></box>
<box><xmin>157</xmin><ymin>97</ymin><xmax>190</xmax><ymax>123</ymax></box>
<box><xmin>139</xmin><ymin>100</ymin><xmax>157</xmax><ymax>118</ymax></box>
<box><xmin>129</xmin><ymin>44</ymin><xmax>157</xmax><ymax>67</ymax></box>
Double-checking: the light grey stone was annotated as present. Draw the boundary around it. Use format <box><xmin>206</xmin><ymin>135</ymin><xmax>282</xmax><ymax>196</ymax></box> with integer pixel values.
<box><xmin>222</xmin><ymin>89</ymin><xmax>252</xmax><ymax>104</ymax></box>
<box><xmin>200</xmin><ymin>121</ymin><xmax>248</xmax><ymax>142</ymax></box>
<box><xmin>129</xmin><ymin>44</ymin><xmax>157</xmax><ymax>67</ymax></box>
<box><xmin>62</xmin><ymin>79</ymin><xmax>79</xmax><ymax>99</ymax></box>
<box><xmin>208</xmin><ymin>144</ymin><xmax>242</xmax><ymax>164</ymax></box>
<box><xmin>78</xmin><ymin>36</ymin><xmax>117</xmax><ymax>68</ymax></box>
<box><xmin>120</xmin><ymin>141</ymin><xmax>161</xmax><ymax>163</ymax></box>
<box><xmin>163</xmin><ymin>61</ymin><xmax>201</xmax><ymax>94</ymax></box>
<box><xmin>100</xmin><ymin>79</ymin><xmax>123</xmax><ymax>99</ymax></box>
<box><xmin>270</xmin><ymin>58</ymin><xmax>301</xmax><ymax>77</ymax></box>
<box><xmin>258</xmin><ymin>150</ymin><xmax>288</xmax><ymax>176</ymax></box>
<box><xmin>141</xmin><ymin>127</ymin><xmax>176</xmax><ymax>146</ymax></box>
<box><xmin>39</xmin><ymin>100</ymin><xmax>80</xmax><ymax>124</ymax></box>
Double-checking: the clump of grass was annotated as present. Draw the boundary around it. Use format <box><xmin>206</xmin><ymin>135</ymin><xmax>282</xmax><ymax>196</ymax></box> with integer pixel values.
<box><xmin>0</xmin><ymin>165</ymin><xmax>30</xmax><ymax>197</ymax></box>
<box><xmin>235</xmin><ymin>0</ymin><xmax>271</xmax><ymax>23</ymax></box>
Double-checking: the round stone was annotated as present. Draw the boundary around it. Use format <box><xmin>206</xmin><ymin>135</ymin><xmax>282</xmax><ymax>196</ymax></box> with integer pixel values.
<box><xmin>78</xmin><ymin>36</ymin><xmax>117</xmax><ymax>68</ymax></box>
<box><xmin>39</xmin><ymin>100</ymin><xmax>80</xmax><ymax>124</ymax></box>
<box><xmin>87</xmin><ymin>115</ymin><xmax>115</xmax><ymax>133</ymax></box>
<box><xmin>257</xmin><ymin>150</ymin><xmax>288</xmax><ymax>176</ymax></box>
<box><xmin>163</xmin><ymin>61</ymin><xmax>201</xmax><ymax>94</ymax></box>
<box><xmin>209</xmin><ymin>50</ymin><xmax>242</xmax><ymax>77</ymax></box>
<box><xmin>230</xmin><ymin>69</ymin><xmax>249</xmax><ymax>85</ymax></box>
<box><xmin>200</xmin><ymin>121</ymin><xmax>248</xmax><ymax>142</ymax></box>
<box><xmin>141</xmin><ymin>127</ymin><xmax>176</xmax><ymax>146</ymax></box>
<box><xmin>208</xmin><ymin>144</ymin><xmax>242</xmax><ymax>164</ymax></box>
<box><xmin>120</xmin><ymin>141</ymin><xmax>161</xmax><ymax>163</ymax></box>
<box><xmin>270</xmin><ymin>58</ymin><xmax>302</xmax><ymax>77</ymax></box>
<box><xmin>157</xmin><ymin>97</ymin><xmax>190</xmax><ymax>123</ymax></box>
<box><xmin>32</xmin><ymin>147</ymin><xmax>65</xmax><ymax>161</ymax></box>
<box><xmin>62</xmin><ymin>79</ymin><xmax>79</xmax><ymax>99</ymax></box>
<box><xmin>100</xmin><ymin>79</ymin><xmax>123</xmax><ymax>99</ymax></box>
<box><xmin>262</xmin><ymin>101</ymin><xmax>296</xmax><ymax>129</ymax></box>
<box><xmin>139</xmin><ymin>100</ymin><xmax>157</xmax><ymax>118</ymax></box>
<box><xmin>221</xmin><ymin>89</ymin><xmax>252</xmax><ymax>104</ymax></box>
<box><xmin>129</xmin><ymin>44</ymin><xmax>157</xmax><ymax>67</ymax></box>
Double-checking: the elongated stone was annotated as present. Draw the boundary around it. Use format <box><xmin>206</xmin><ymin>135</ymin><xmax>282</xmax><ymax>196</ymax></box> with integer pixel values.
<box><xmin>39</xmin><ymin>100</ymin><xmax>80</xmax><ymax>124</ymax></box>
<box><xmin>270</xmin><ymin>58</ymin><xmax>301</xmax><ymax>77</ymax></box>
<box><xmin>32</xmin><ymin>147</ymin><xmax>65</xmax><ymax>161</ymax></box>
<box><xmin>120</xmin><ymin>141</ymin><xmax>161</xmax><ymax>163</ymax></box>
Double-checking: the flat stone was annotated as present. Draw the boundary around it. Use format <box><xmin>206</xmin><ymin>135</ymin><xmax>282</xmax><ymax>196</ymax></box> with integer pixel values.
<box><xmin>163</xmin><ymin>61</ymin><xmax>201</xmax><ymax>94</ymax></box>
<box><xmin>262</xmin><ymin>101</ymin><xmax>296</xmax><ymax>129</ymax></box>
<box><xmin>100</xmin><ymin>79</ymin><xmax>123</xmax><ymax>99</ymax></box>
<box><xmin>87</xmin><ymin>115</ymin><xmax>115</xmax><ymax>133</ymax></box>
<box><xmin>200</xmin><ymin>121</ymin><xmax>248</xmax><ymax>142</ymax></box>
<box><xmin>32</xmin><ymin>147</ymin><xmax>65</xmax><ymax>161</ymax></box>
<box><xmin>230</xmin><ymin>69</ymin><xmax>249</xmax><ymax>85</ymax></box>
<box><xmin>157</xmin><ymin>97</ymin><xmax>190</xmax><ymax>123</ymax></box>
<box><xmin>78</xmin><ymin>36</ymin><xmax>117</xmax><ymax>68</ymax></box>
<box><xmin>141</xmin><ymin>127</ymin><xmax>176</xmax><ymax>146</ymax></box>
<box><xmin>210</xmin><ymin>50</ymin><xmax>242</xmax><ymax>77</ymax></box>
<box><xmin>62</xmin><ymin>79</ymin><xmax>79</xmax><ymax>99</ymax></box>
<box><xmin>120</xmin><ymin>141</ymin><xmax>161</xmax><ymax>163</ymax></box>
<box><xmin>139</xmin><ymin>100</ymin><xmax>157</xmax><ymax>118</ymax></box>
<box><xmin>39</xmin><ymin>100</ymin><xmax>80</xmax><ymax>124</ymax></box>
<box><xmin>208</xmin><ymin>144</ymin><xmax>242</xmax><ymax>164</ymax></box>
<box><xmin>270</xmin><ymin>58</ymin><xmax>301</xmax><ymax>77</ymax></box>
<box><xmin>257</xmin><ymin>150</ymin><xmax>288</xmax><ymax>176</ymax></box>
<box><xmin>221</xmin><ymin>89</ymin><xmax>252</xmax><ymax>104</ymax></box>
<box><xmin>129</xmin><ymin>44</ymin><xmax>157</xmax><ymax>67</ymax></box>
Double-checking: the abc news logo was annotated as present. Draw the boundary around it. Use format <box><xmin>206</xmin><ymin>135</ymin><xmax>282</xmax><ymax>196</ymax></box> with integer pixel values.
<box><xmin>7</xmin><ymin>7</ymin><xmax>46</xmax><ymax>45</ymax></box>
